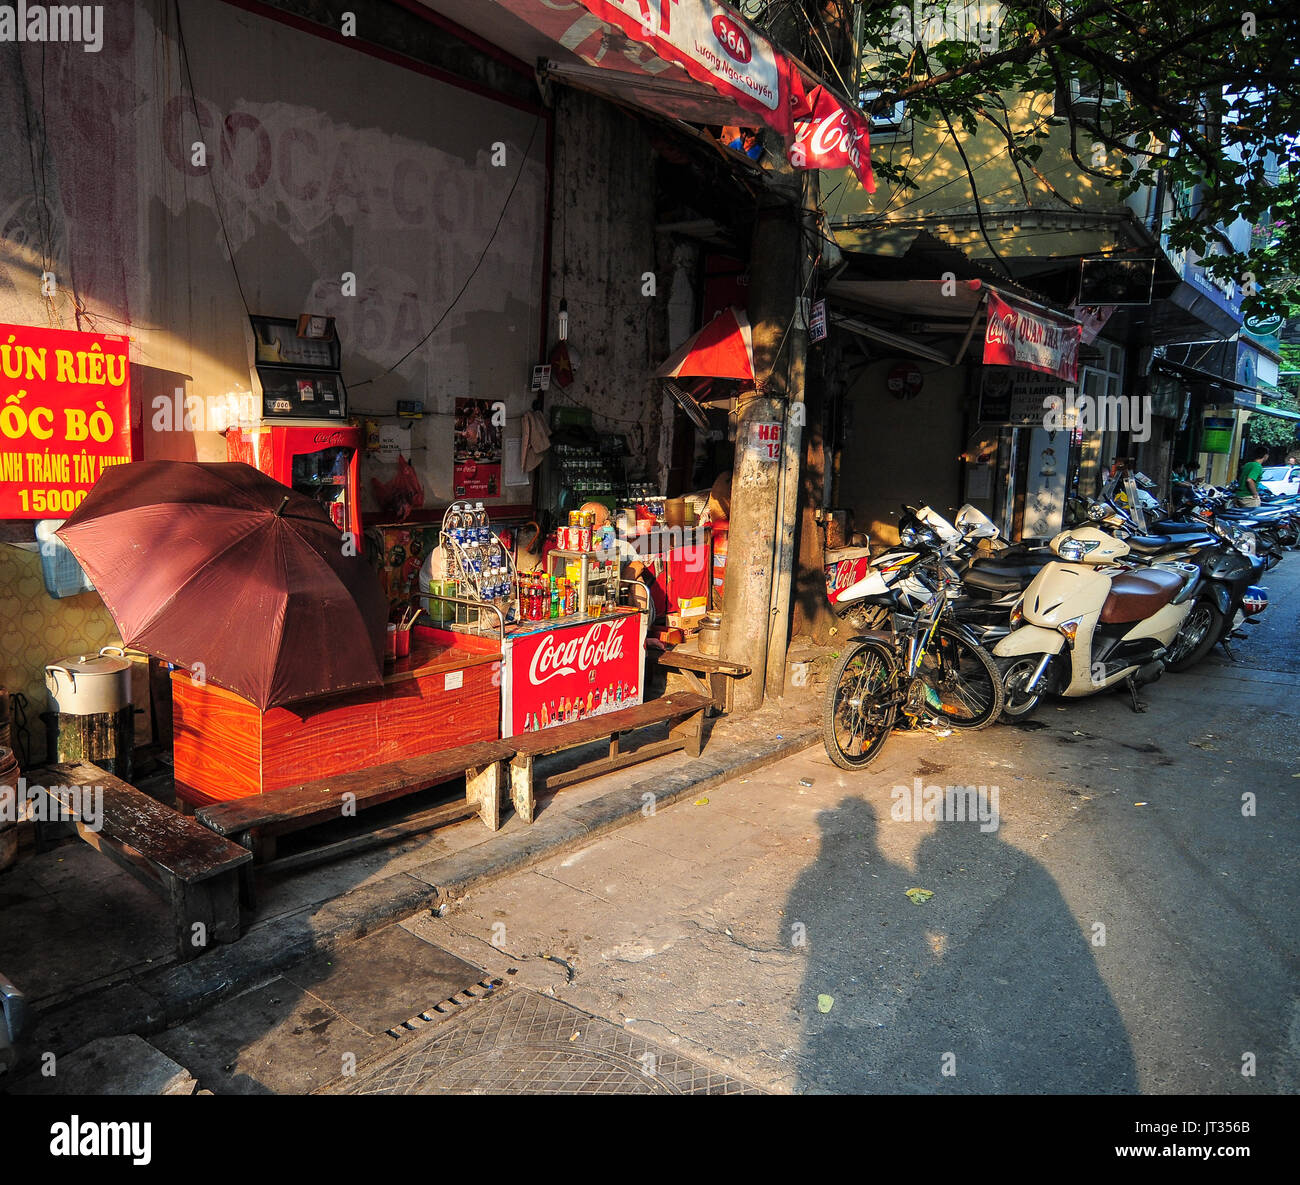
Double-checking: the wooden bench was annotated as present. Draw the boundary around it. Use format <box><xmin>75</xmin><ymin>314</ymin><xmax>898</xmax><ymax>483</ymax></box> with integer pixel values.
<box><xmin>654</xmin><ymin>649</ymin><xmax>751</xmax><ymax>714</ymax></box>
<box><xmin>508</xmin><ymin>692</ymin><xmax>712</xmax><ymax>824</ymax></box>
<box><xmin>196</xmin><ymin>740</ymin><xmax>515</xmax><ymax>909</ymax></box>
<box><xmin>39</xmin><ymin>762</ymin><xmax>251</xmax><ymax>962</ymax></box>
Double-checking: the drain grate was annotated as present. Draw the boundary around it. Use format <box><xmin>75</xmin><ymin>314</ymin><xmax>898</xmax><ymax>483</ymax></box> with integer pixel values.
<box><xmin>384</xmin><ymin>976</ymin><xmax>505</xmax><ymax>1040</ymax></box>
<box><xmin>322</xmin><ymin>987</ymin><xmax>761</xmax><ymax>1095</ymax></box>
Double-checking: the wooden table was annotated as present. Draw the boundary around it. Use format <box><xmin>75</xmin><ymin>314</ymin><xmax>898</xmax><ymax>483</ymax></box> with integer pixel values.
<box><xmin>171</xmin><ymin>628</ymin><xmax>502</xmax><ymax>807</ymax></box>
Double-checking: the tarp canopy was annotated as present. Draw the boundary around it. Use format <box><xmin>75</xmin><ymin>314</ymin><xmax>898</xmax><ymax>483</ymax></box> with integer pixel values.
<box><xmin>655</xmin><ymin>307</ymin><xmax>754</xmax><ymax>379</ymax></box>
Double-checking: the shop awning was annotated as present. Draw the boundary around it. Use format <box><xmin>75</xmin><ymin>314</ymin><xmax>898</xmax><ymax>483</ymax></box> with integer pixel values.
<box><xmin>420</xmin><ymin>1</ymin><xmax>874</xmax><ymax>189</ymax></box>
<box><xmin>826</xmin><ymin>277</ymin><xmax>1084</xmax><ymax>381</ymax></box>
<box><xmin>655</xmin><ymin>307</ymin><xmax>754</xmax><ymax>380</ymax></box>
<box><xmin>1235</xmin><ymin>397</ymin><xmax>1300</xmax><ymax>422</ymax></box>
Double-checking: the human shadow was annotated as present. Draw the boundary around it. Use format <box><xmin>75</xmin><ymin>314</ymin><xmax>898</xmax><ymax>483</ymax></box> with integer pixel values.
<box><xmin>786</xmin><ymin>795</ymin><xmax>1137</xmax><ymax>1093</ymax></box>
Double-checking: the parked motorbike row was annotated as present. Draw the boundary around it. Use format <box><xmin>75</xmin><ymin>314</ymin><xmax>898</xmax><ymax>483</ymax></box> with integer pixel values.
<box><xmin>821</xmin><ymin>474</ymin><xmax>1285</xmax><ymax>770</ymax></box>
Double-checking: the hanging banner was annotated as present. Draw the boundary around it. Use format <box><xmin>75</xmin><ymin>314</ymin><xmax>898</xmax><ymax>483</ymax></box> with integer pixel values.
<box><xmin>0</xmin><ymin>323</ymin><xmax>133</xmax><ymax>519</ymax></box>
<box><xmin>1068</xmin><ymin>303</ymin><xmax>1117</xmax><ymax>346</ymax></box>
<box><xmin>577</xmin><ymin>0</ymin><xmax>786</xmax><ymax>128</ymax></box>
<box><xmin>983</xmin><ymin>291</ymin><xmax>1081</xmax><ymax>384</ymax></box>
<box><xmin>784</xmin><ymin>70</ymin><xmax>876</xmax><ymax>193</ymax></box>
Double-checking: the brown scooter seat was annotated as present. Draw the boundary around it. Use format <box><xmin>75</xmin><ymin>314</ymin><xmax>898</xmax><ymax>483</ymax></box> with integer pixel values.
<box><xmin>1098</xmin><ymin>568</ymin><xmax>1185</xmax><ymax>624</ymax></box>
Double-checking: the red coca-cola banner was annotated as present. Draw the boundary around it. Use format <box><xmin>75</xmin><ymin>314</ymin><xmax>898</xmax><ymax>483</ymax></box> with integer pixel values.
<box><xmin>504</xmin><ymin>611</ymin><xmax>645</xmax><ymax>737</ymax></box>
<box><xmin>983</xmin><ymin>290</ymin><xmax>1081</xmax><ymax>384</ymax></box>
<box><xmin>784</xmin><ymin>68</ymin><xmax>875</xmax><ymax>192</ymax></box>
<box><xmin>577</xmin><ymin>0</ymin><xmax>788</xmax><ymax>131</ymax></box>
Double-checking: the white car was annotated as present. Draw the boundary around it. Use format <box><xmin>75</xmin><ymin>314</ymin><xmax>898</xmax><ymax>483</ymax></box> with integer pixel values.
<box><xmin>1260</xmin><ymin>465</ymin><xmax>1300</xmax><ymax>497</ymax></box>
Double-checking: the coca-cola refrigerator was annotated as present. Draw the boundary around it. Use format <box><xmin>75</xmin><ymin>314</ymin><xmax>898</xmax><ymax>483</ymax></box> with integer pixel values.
<box><xmin>499</xmin><ymin>606</ymin><xmax>647</xmax><ymax>738</ymax></box>
<box><xmin>226</xmin><ymin>421</ymin><xmax>362</xmax><ymax>540</ymax></box>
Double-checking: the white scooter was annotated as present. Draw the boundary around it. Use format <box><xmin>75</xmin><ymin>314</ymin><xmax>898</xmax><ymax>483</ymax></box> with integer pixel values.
<box><xmin>993</xmin><ymin>525</ymin><xmax>1201</xmax><ymax>718</ymax></box>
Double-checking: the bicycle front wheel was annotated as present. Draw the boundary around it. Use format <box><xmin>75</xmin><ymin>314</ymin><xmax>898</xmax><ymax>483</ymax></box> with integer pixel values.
<box><xmin>822</xmin><ymin>640</ymin><xmax>899</xmax><ymax>769</ymax></box>
<box><xmin>916</xmin><ymin>627</ymin><xmax>1004</xmax><ymax>730</ymax></box>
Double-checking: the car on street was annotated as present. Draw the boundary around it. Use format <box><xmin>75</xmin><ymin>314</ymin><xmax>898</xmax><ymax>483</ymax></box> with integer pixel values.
<box><xmin>1260</xmin><ymin>465</ymin><xmax>1300</xmax><ymax>496</ymax></box>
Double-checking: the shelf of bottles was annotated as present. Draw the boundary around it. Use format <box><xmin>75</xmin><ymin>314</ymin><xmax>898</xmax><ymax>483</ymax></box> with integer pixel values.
<box><xmin>554</xmin><ymin>441</ymin><xmax>617</xmax><ymax>501</ymax></box>
<box><xmin>440</xmin><ymin>500</ymin><xmax>517</xmax><ymax>625</ymax></box>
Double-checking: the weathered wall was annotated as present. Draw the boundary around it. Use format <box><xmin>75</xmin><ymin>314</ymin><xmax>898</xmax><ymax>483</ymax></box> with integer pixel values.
<box><xmin>545</xmin><ymin>87</ymin><xmax>668</xmax><ymax>480</ymax></box>
<box><xmin>0</xmin><ymin>0</ymin><xmax>548</xmax><ymax>752</ymax></box>
<box><xmin>0</xmin><ymin>0</ymin><xmax>547</xmax><ymax>508</ymax></box>
<box><xmin>838</xmin><ymin>359</ymin><xmax>966</xmax><ymax>546</ymax></box>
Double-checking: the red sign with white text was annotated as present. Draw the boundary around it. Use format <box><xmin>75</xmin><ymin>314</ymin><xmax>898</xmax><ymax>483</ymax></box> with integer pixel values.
<box><xmin>504</xmin><ymin>611</ymin><xmax>645</xmax><ymax>737</ymax></box>
<box><xmin>578</xmin><ymin>0</ymin><xmax>786</xmax><ymax>126</ymax></box>
<box><xmin>983</xmin><ymin>291</ymin><xmax>1081</xmax><ymax>384</ymax></box>
<box><xmin>0</xmin><ymin>323</ymin><xmax>132</xmax><ymax>519</ymax></box>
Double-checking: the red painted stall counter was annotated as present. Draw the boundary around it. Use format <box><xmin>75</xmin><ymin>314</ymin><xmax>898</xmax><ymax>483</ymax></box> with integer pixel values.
<box><xmin>170</xmin><ymin>626</ymin><xmax>501</xmax><ymax>807</ymax></box>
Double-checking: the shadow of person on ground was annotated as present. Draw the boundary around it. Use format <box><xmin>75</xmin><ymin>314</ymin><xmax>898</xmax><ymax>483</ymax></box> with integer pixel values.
<box><xmin>785</xmin><ymin>793</ymin><xmax>1137</xmax><ymax>1093</ymax></box>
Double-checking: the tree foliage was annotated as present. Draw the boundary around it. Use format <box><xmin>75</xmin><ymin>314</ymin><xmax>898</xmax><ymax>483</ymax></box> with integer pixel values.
<box><xmin>742</xmin><ymin>1</ymin><xmax>1300</xmax><ymax>316</ymax></box>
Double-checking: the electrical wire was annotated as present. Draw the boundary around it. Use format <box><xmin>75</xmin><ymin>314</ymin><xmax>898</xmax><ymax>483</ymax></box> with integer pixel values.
<box><xmin>352</xmin><ymin>116</ymin><xmax>543</xmax><ymax>390</ymax></box>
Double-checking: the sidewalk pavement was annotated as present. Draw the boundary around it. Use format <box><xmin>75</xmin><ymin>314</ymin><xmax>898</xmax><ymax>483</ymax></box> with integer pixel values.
<box><xmin>2</xmin><ymin>688</ymin><xmax>822</xmax><ymax>1078</ymax></box>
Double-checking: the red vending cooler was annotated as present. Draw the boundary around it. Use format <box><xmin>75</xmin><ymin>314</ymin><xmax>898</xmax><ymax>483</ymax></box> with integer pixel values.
<box><xmin>226</xmin><ymin>422</ymin><xmax>362</xmax><ymax>540</ymax></box>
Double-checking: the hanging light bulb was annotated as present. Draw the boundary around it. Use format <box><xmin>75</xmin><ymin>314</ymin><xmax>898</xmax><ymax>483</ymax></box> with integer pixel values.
<box><xmin>558</xmin><ymin>298</ymin><xmax>569</xmax><ymax>342</ymax></box>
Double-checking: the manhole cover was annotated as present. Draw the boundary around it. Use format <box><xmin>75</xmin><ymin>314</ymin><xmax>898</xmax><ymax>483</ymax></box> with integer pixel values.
<box><xmin>320</xmin><ymin>987</ymin><xmax>761</xmax><ymax>1095</ymax></box>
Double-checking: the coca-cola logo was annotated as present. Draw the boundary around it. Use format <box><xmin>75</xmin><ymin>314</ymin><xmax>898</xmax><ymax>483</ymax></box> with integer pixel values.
<box><xmin>986</xmin><ymin>312</ymin><xmax>1016</xmax><ymax>347</ymax></box>
<box><xmin>528</xmin><ymin>621</ymin><xmax>626</xmax><ymax>685</ymax></box>
<box><xmin>800</xmin><ymin>111</ymin><xmax>864</xmax><ymax>168</ymax></box>
<box><xmin>711</xmin><ymin>15</ymin><xmax>752</xmax><ymax>63</ymax></box>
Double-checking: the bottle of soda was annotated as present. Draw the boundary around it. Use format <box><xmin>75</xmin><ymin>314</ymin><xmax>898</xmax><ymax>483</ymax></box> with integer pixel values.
<box><xmin>550</xmin><ymin>576</ymin><xmax>559</xmax><ymax>619</ymax></box>
<box><xmin>475</xmin><ymin>502</ymin><xmax>488</xmax><ymax>546</ymax></box>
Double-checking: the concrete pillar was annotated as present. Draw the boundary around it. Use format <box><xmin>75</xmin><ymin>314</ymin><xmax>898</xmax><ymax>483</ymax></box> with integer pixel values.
<box><xmin>719</xmin><ymin>201</ymin><xmax>801</xmax><ymax>712</ymax></box>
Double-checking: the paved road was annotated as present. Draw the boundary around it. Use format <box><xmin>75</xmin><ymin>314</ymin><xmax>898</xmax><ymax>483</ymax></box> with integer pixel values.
<box><xmin>421</xmin><ymin>558</ymin><xmax>1300</xmax><ymax>1094</ymax></box>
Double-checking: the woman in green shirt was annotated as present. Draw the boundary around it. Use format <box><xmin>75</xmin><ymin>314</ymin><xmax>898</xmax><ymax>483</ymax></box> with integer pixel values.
<box><xmin>1236</xmin><ymin>444</ymin><xmax>1269</xmax><ymax>507</ymax></box>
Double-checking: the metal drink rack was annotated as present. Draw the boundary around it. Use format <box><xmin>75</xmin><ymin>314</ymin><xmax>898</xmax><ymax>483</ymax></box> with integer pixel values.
<box><xmin>439</xmin><ymin>500</ymin><xmax>518</xmax><ymax>623</ymax></box>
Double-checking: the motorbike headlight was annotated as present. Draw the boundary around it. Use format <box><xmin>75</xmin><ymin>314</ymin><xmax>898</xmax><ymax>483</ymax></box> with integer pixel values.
<box><xmin>1057</xmin><ymin>538</ymin><xmax>1088</xmax><ymax>562</ymax></box>
<box><xmin>1239</xmin><ymin>530</ymin><xmax>1258</xmax><ymax>555</ymax></box>
<box><xmin>1010</xmin><ymin>599</ymin><xmax>1024</xmax><ymax>627</ymax></box>
<box><xmin>899</xmin><ymin>527</ymin><xmax>917</xmax><ymax>546</ymax></box>
<box><xmin>1087</xmin><ymin>503</ymin><xmax>1107</xmax><ymax>521</ymax></box>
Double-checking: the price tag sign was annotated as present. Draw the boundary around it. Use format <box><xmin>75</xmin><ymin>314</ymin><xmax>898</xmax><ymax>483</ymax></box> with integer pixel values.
<box><xmin>749</xmin><ymin>421</ymin><xmax>782</xmax><ymax>460</ymax></box>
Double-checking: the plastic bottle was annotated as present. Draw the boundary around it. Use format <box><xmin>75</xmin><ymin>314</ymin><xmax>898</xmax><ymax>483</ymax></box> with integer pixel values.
<box><xmin>474</xmin><ymin>502</ymin><xmax>487</xmax><ymax>546</ymax></box>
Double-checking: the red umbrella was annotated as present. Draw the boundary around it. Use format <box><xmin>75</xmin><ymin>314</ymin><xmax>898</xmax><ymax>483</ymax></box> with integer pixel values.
<box><xmin>654</xmin><ymin>306</ymin><xmax>755</xmax><ymax>380</ymax></box>
<box><xmin>57</xmin><ymin>461</ymin><xmax>388</xmax><ymax>711</ymax></box>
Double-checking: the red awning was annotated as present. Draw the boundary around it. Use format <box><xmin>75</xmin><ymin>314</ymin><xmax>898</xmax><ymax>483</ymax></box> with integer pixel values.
<box><xmin>655</xmin><ymin>307</ymin><xmax>754</xmax><ymax>380</ymax></box>
<box><xmin>420</xmin><ymin>1</ymin><xmax>873</xmax><ymax>189</ymax></box>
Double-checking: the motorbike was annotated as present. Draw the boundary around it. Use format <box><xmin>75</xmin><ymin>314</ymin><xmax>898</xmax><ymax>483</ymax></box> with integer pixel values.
<box><xmin>1078</xmin><ymin>481</ymin><xmax>1269</xmax><ymax>670</ymax></box>
<box><xmin>836</xmin><ymin>503</ymin><xmax>1052</xmax><ymax>648</ymax></box>
<box><xmin>822</xmin><ymin>527</ymin><xmax>1004</xmax><ymax>770</ymax></box>
<box><xmin>993</xmin><ymin>525</ymin><xmax>1202</xmax><ymax>719</ymax></box>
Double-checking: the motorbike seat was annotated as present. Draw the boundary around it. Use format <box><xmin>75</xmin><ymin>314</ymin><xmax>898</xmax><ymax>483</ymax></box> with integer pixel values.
<box><xmin>1098</xmin><ymin>568</ymin><xmax>1186</xmax><ymax>624</ymax></box>
<box><xmin>1125</xmin><ymin>533</ymin><xmax>1215</xmax><ymax>554</ymax></box>
<box><xmin>1148</xmin><ymin>520</ymin><xmax>1213</xmax><ymax>535</ymax></box>
<box><xmin>962</xmin><ymin>567</ymin><xmax>1025</xmax><ymax>595</ymax></box>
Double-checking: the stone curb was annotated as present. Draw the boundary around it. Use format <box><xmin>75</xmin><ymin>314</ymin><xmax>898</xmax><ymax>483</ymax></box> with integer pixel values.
<box><xmin>21</xmin><ymin>716</ymin><xmax>820</xmax><ymax>1060</ymax></box>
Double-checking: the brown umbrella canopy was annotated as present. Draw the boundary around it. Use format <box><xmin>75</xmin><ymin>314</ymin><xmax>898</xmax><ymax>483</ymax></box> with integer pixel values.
<box><xmin>58</xmin><ymin>461</ymin><xmax>388</xmax><ymax>710</ymax></box>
